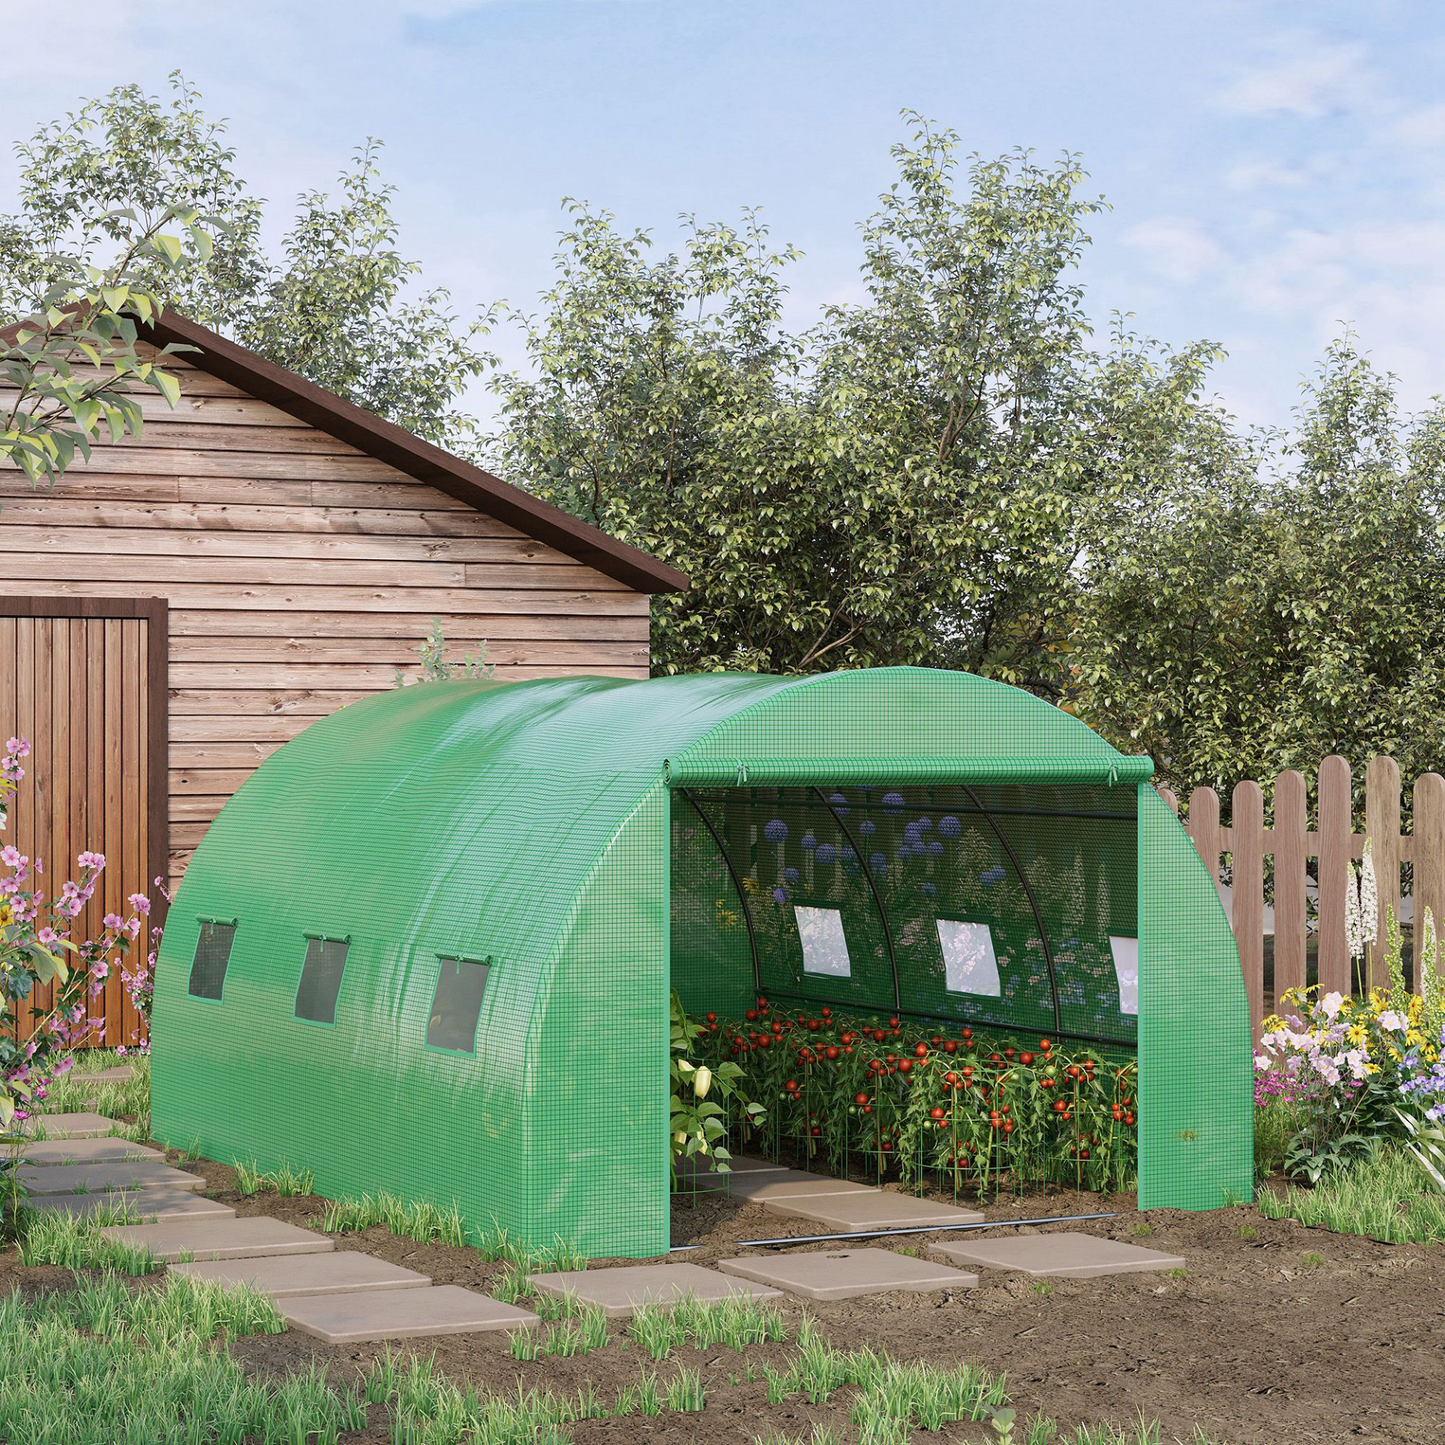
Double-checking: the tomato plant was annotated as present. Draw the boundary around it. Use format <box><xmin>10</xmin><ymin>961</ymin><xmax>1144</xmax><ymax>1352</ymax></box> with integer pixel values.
<box><xmin>688</xmin><ymin>996</ymin><xmax>1137</xmax><ymax>1196</ymax></box>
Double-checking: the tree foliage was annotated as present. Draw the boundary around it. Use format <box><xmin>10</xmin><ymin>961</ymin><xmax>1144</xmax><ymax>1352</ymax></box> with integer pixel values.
<box><xmin>0</xmin><ymin>75</ymin><xmax>491</xmax><ymax>454</ymax></box>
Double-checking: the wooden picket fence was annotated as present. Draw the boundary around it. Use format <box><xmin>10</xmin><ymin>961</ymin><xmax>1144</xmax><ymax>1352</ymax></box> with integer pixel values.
<box><xmin>1159</xmin><ymin>756</ymin><xmax>1445</xmax><ymax>1034</ymax></box>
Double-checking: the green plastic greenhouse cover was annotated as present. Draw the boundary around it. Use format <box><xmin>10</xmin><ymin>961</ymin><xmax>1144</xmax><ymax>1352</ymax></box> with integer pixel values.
<box><xmin>151</xmin><ymin>667</ymin><xmax>1253</xmax><ymax>1259</ymax></box>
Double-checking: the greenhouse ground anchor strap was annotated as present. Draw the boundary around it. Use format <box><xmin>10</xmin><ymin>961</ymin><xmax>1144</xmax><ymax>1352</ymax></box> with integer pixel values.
<box><xmin>669</xmin><ymin>1209</ymin><xmax>1119</xmax><ymax>1252</ymax></box>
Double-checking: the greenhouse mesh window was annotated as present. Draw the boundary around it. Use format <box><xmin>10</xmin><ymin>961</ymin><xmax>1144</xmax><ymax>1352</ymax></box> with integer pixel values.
<box><xmin>295</xmin><ymin>937</ymin><xmax>349</xmax><ymax>1025</ymax></box>
<box><xmin>427</xmin><ymin>956</ymin><xmax>490</xmax><ymax>1053</ymax></box>
<box><xmin>672</xmin><ymin>782</ymin><xmax>1140</xmax><ymax>1046</ymax></box>
<box><xmin>186</xmin><ymin>920</ymin><xmax>236</xmax><ymax>1001</ymax></box>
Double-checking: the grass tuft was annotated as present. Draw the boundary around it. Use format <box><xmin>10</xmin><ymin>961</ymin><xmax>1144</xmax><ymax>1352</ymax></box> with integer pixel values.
<box><xmin>1257</xmin><ymin>1147</ymin><xmax>1445</xmax><ymax>1244</ymax></box>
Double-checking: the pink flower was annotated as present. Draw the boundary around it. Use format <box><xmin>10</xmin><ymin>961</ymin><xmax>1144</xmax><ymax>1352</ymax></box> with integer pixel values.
<box><xmin>6</xmin><ymin>737</ymin><xmax>30</xmax><ymax>757</ymax></box>
<box><xmin>102</xmin><ymin>912</ymin><xmax>122</xmax><ymax>930</ymax></box>
<box><xmin>1</xmin><ymin>845</ymin><xmax>22</xmax><ymax>869</ymax></box>
<box><xmin>37</xmin><ymin>927</ymin><xmax>56</xmax><ymax>945</ymax></box>
<box><xmin>76</xmin><ymin>851</ymin><xmax>105</xmax><ymax>871</ymax></box>
<box><xmin>128</xmin><ymin>893</ymin><xmax>151</xmax><ymax>916</ymax></box>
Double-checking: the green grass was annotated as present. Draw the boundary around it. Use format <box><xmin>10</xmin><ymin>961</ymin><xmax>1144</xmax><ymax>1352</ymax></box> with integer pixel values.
<box><xmin>16</xmin><ymin>1207</ymin><xmax>155</xmax><ymax>1274</ymax></box>
<box><xmin>232</xmin><ymin>1158</ymin><xmax>316</xmax><ymax>1199</ymax></box>
<box><xmin>40</xmin><ymin>1051</ymin><xmax>151</xmax><ymax>1136</ymax></box>
<box><xmin>629</xmin><ymin>1292</ymin><xmax>788</xmax><ymax>1359</ymax></box>
<box><xmin>320</xmin><ymin>1190</ymin><xmax>468</xmax><ymax>1246</ymax></box>
<box><xmin>1257</xmin><ymin>1146</ymin><xmax>1445</xmax><ymax>1244</ymax></box>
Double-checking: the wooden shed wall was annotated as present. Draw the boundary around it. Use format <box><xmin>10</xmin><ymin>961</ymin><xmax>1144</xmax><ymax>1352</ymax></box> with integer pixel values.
<box><xmin>0</xmin><ymin>355</ymin><xmax>651</xmax><ymax>884</ymax></box>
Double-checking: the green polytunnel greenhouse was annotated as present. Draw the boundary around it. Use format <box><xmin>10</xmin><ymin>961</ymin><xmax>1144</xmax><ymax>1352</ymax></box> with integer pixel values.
<box><xmin>151</xmin><ymin>667</ymin><xmax>1253</xmax><ymax>1259</ymax></box>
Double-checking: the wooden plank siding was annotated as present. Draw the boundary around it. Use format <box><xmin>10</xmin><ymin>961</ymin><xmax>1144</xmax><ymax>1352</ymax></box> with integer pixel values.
<box><xmin>0</xmin><ymin>351</ymin><xmax>653</xmax><ymax>889</ymax></box>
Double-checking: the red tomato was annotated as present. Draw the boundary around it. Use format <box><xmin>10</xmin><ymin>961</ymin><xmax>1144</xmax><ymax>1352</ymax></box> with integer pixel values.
<box><xmin>929</xmin><ymin>1106</ymin><xmax>946</xmax><ymax>1120</ymax></box>
<box><xmin>855</xmin><ymin>1092</ymin><xmax>869</xmax><ymax>1106</ymax></box>
<box><xmin>943</xmin><ymin>1040</ymin><xmax>957</xmax><ymax>1054</ymax></box>
<box><xmin>824</xmin><ymin>1045</ymin><xmax>840</xmax><ymax>1061</ymax></box>
<box><xmin>914</xmin><ymin>1043</ymin><xmax>929</xmax><ymax>1058</ymax></box>
<box><xmin>1020</xmin><ymin>1052</ymin><xmax>1035</xmax><ymax>1065</ymax></box>
<box><xmin>898</xmin><ymin>1059</ymin><xmax>913</xmax><ymax>1074</ymax></box>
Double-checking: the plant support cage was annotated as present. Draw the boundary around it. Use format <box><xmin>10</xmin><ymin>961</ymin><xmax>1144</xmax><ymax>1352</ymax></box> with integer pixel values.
<box><xmin>151</xmin><ymin>668</ymin><xmax>1253</xmax><ymax>1259</ymax></box>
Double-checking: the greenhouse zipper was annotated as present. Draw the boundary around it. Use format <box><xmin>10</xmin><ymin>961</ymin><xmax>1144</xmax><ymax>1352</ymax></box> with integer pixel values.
<box><xmin>669</xmin><ymin>1209</ymin><xmax>1118</xmax><ymax>1252</ymax></box>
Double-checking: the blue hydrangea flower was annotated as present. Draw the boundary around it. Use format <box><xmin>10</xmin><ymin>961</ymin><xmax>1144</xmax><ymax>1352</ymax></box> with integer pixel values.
<box><xmin>882</xmin><ymin>791</ymin><xmax>905</xmax><ymax>810</ymax></box>
<box><xmin>763</xmin><ymin>819</ymin><xmax>788</xmax><ymax>843</ymax></box>
<box><xmin>980</xmin><ymin>865</ymin><xmax>1007</xmax><ymax>886</ymax></box>
<box><xmin>772</xmin><ymin>887</ymin><xmax>788</xmax><ymax>902</ymax></box>
<box><xmin>921</xmin><ymin>881</ymin><xmax>937</xmax><ymax>897</ymax></box>
<box><xmin>870</xmin><ymin>851</ymin><xmax>887</xmax><ymax>872</ymax></box>
<box><xmin>782</xmin><ymin>867</ymin><xmax>800</xmax><ymax>883</ymax></box>
<box><xmin>903</xmin><ymin>822</ymin><xmax>923</xmax><ymax>842</ymax></box>
<box><xmin>828</xmin><ymin>792</ymin><xmax>849</xmax><ymax>814</ymax></box>
<box><xmin>938</xmin><ymin>815</ymin><xmax>962</xmax><ymax>838</ymax></box>
<box><xmin>927</xmin><ymin>840</ymin><xmax>943</xmax><ymax>856</ymax></box>
<box><xmin>816</xmin><ymin>843</ymin><xmax>838</xmax><ymax>865</ymax></box>
<box><xmin>859</xmin><ymin>819</ymin><xmax>876</xmax><ymax>835</ymax></box>
<box><xmin>840</xmin><ymin>847</ymin><xmax>858</xmax><ymax>865</ymax></box>
<box><xmin>917</xmin><ymin>817</ymin><xmax>933</xmax><ymax>831</ymax></box>
<box><xmin>801</xmin><ymin>833</ymin><xmax>818</xmax><ymax>850</ymax></box>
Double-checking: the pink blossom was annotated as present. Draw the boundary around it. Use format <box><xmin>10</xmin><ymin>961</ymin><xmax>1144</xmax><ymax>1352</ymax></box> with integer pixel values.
<box><xmin>37</xmin><ymin>927</ymin><xmax>56</xmax><ymax>945</ymax></box>
<box><xmin>76</xmin><ymin>851</ymin><xmax>106</xmax><ymax>871</ymax></box>
<box><xmin>1</xmin><ymin>845</ymin><xmax>22</xmax><ymax>869</ymax></box>
<box><xmin>128</xmin><ymin>893</ymin><xmax>151</xmax><ymax>915</ymax></box>
<box><xmin>102</xmin><ymin>912</ymin><xmax>122</xmax><ymax>930</ymax></box>
<box><xmin>6</xmin><ymin>737</ymin><xmax>30</xmax><ymax>757</ymax></box>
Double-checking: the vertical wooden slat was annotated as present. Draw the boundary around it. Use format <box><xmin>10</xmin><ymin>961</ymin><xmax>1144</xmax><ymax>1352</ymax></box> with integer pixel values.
<box><xmin>1364</xmin><ymin>754</ymin><xmax>1402</xmax><ymax>989</ymax></box>
<box><xmin>1232</xmin><ymin>780</ymin><xmax>1265</xmax><ymax>1033</ymax></box>
<box><xmin>0</xmin><ymin>617</ymin><xmax>15</xmax><ymax>1041</ymax></box>
<box><xmin>1318</xmin><ymin>756</ymin><xmax>1352</xmax><ymax>996</ymax></box>
<box><xmin>1415</xmin><ymin>773</ymin><xmax>1445</xmax><ymax>990</ymax></box>
<box><xmin>1158</xmin><ymin>786</ymin><xmax>1179</xmax><ymax>814</ymax></box>
<box><xmin>1187</xmin><ymin>787</ymin><xmax>1222</xmax><ymax>894</ymax></box>
<box><xmin>103</xmin><ymin>619</ymin><xmax>124</xmax><ymax>1046</ymax></box>
<box><xmin>120</xmin><ymin>618</ymin><xmax>141</xmax><ymax>1046</ymax></box>
<box><xmin>15</xmin><ymin>619</ymin><xmax>40</xmax><ymax>1033</ymax></box>
<box><xmin>1273</xmin><ymin>769</ymin><xmax>1308</xmax><ymax>1007</ymax></box>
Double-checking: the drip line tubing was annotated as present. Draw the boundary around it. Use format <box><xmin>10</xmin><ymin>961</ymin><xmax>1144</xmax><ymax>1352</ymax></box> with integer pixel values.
<box><xmin>669</xmin><ymin>1209</ymin><xmax>1119</xmax><ymax>1252</ymax></box>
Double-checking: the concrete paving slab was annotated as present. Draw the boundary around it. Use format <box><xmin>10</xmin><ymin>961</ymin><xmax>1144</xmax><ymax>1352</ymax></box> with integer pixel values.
<box><xmin>932</xmin><ymin>1232</ymin><xmax>1185</xmax><ymax>1278</ymax></box>
<box><xmin>72</xmin><ymin>1066</ymin><xmax>135</xmax><ymax>1083</ymax></box>
<box><xmin>19</xmin><ymin>1112</ymin><xmax>118</xmax><ymax>1139</ymax></box>
<box><xmin>22</xmin><ymin>1137</ymin><xmax>163</xmax><ymax>1165</ymax></box>
<box><xmin>528</xmin><ymin>1262</ymin><xmax>784</xmax><ymax>1319</ymax></box>
<box><xmin>18</xmin><ymin>1159</ymin><xmax>204</xmax><ymax>1195</ymax></box>
<box><xmin>724</xmin><ymin>1169</ymin><xmax>876</xmax><ymax>1202</ymax></box>
<box><xmin>101</xmin><ymin>1215</ymin><xmax>334</xmax><ymax>1263</ymax></box>
<box><xmin>280</xmin><ymin>1286</ymin><xmax>538</xmax><ymax>1343</ymax></box>
<box><xmin>23</xmin><ymin>1188</ymin><xmax>235</xmax><ymax>1222</ymax></box>
<box><xmin>172</xmin><ymin>1251</ymin><xmax>431</xmax><ymax>1298</ymax></box>
<box><xmin>719</xmin><ymin>1248</ymin><xmax>979</xmax><ymax>1300</ymax></box>
<box><xmin>759</xmin><ymin>1190</ymin><xmax>985</xmax><ymax>1233</ymax></box>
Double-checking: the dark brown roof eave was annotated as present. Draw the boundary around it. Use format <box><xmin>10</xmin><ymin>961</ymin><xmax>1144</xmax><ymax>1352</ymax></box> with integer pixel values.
<box><xmin>143</xmin><ymin>310</ymin><xmax>688</xmax><ymax>595</ymax></box>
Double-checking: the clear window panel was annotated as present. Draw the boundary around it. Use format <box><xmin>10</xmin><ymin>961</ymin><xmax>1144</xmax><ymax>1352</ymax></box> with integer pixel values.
<box><xmin>187</xmin><ymin>921</ymin><xmax>235</xmax><ymax>1001</ymax></box>
<box><xmin>936</xmin><ymin>919</ymin><xmax>1001</xmax><ymax>997</ymax></box>
<box><xmin>1110</xmin><ymin>935</ymin><xmax>1139</xmax><ymax>1015</ymax></box>
<box><xmin>427</xmin><ymin>956</ymin><xmax>490</xmax><ymax>1053</ymax></box>
<box><xmin>295</xmin><ymin>937</ymin><xmax>349</xmax><ymax>1024</ymax></box>
<box><xmin>794</xmin><ymin>905</ymin><xmax>852</xmax><ymax>977</ymax></box>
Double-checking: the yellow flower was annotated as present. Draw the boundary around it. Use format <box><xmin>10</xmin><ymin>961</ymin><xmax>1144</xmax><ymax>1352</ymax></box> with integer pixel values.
<box><xmin>0</xmin><ymin>903</ymin><xmax>11</xmax><ymax>927</ymax></box>
<box><xmin>1347</xmin><ymin>1025</ymin><xmax>1367</xmax><ymax>1046</ymax></box>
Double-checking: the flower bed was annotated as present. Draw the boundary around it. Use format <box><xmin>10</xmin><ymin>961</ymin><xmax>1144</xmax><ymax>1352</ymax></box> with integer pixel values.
<box><xmin>688</xmin><ymin>997</ymin><xmax>1138</xmax><ymax>1195</ymax></box>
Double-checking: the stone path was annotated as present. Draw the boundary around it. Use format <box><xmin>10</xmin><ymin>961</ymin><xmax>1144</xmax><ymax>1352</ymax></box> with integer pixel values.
<box><xmin>933</xmin><ymin>1231</ymin><xmax>1186</xmax><ymax>1278</ymax></box>
<box><xmin>530</xmin><ymin>1261</ymin><xmax>783</xmax><ymax>1318</ymax></box>
<box><xmin>19</xmin><ymin>1111</ymin><xmax>115</xmax><ymax>1139</ymax></box>
<box><xmin>719</xmin><ymin>1247</ymin><xmax>978</xmax><ymax>1300</ymax></box>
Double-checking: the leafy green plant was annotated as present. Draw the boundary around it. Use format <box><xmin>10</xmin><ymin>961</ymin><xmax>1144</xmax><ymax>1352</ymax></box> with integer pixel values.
<box><xmin>671</xmin><ymin>990</ymin><xmax>762</xmax><ymax>1174</ymax></box>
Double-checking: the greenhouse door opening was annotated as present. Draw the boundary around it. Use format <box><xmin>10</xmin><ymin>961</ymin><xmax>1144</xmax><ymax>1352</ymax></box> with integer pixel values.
<box><xmin>670</xmin><ymin>782</ymin><xmax>1141</xmax><ymax>1046</ymax></box>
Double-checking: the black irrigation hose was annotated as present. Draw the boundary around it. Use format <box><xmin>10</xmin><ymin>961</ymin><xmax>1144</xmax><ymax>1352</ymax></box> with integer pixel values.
<box><xmin>669</xmin><ymin>1209</ymin><xmax>1119</xmax><ymax>1252</ymax></box>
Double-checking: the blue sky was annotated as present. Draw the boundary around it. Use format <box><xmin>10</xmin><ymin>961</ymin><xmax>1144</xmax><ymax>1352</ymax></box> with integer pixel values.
<box><xmin>14</xmin><ymin>1</ymin><xmax>1445</xmax><ymax>428</ymax></box>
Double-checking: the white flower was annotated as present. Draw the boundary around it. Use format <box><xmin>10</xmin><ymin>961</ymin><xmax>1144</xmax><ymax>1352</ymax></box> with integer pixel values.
<box><xmin>1345</xmin><ymin>863</ymin><xmax>1364</xmax><ymax>961</ymax></box>
<box><xmin>1343</xmin><ymin>1048</ymin><xmax>1371</xmax><ymax>1081</ymax></box>
<box><xmin>1378</xmin><ymin>1010</ymin><xmax>1408</xmax><ymax>1033</ymax></box>
<box><xmin>1320</xmin><ymin>991</ymin><xmax>1347</xmax><ymax>1020</ymax></box>
<box><xmin>1315</xmin><ymin>1056</ymin><xmax>1341</xmax><ymax>1086</ymax></box>
<box><xmin>1360</xmin><ymin>840</ymin><xmax>1379</xmax><ymax>949</ymax></box>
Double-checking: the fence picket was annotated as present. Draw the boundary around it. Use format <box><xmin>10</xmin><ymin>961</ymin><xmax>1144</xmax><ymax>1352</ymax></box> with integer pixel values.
<box><xmin>1187</xmin><ymin>787</ymin><xmax>1221</xmax><ymax>892</ymax></box>
<box><xmin>1416</xmin><ymin>773</ymin><xmax>1445</xmax><ymax>989</ymax></box>
<box><xmin>1272</xmin><ymin>770</ymin><xmax>1308</xmax><ymax>1007</ymax></box>
<box><xmin>1316</xmin><ymin>757</ymin><xmax>1353</xmax><ymax>997</ymax></box>
<box><xmin>1365</xmin><ymin>754</ymin><xmax>1402</xmax><ymax>989</ymax></box>
<box><xmin>1232</xmin><ymin>780</ymin><xmax>1265</xmax><ymax>1033</ymax></box>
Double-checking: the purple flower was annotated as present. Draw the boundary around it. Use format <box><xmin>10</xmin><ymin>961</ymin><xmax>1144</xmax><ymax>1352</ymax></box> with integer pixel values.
<box><xmin>938</xmin><ymin>816</ymin><xmax>962</xmax><ymax>838</ymax></box>
<box><xmin>763</xmin><ymin>819</ymin><xmax>788</xmax><ymax>843</ymax></box>
<box><xmin>816</xmin><ymin>843</ymin><xmax>838</xmax><ymax>865</ymax></box>
<box><xmin>772</xmin><ymin>887</ymin><xmax>788</xmax><ymax>902</ymax></box>
<box><xmin>801</xmin><ymin>833</ymin><xmax>818</xmax><ymax>850</ymax></box>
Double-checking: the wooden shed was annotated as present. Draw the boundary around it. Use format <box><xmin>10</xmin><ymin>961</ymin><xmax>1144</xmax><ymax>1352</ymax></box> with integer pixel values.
<box><xmin>0</xmin><ymin>310</ymin><xmax>683</xmax><ymax>1045</ymax></box>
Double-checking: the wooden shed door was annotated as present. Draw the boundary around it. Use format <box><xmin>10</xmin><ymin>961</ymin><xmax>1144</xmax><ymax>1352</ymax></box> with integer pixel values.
<box><xmin>0</xmin><ymin>598</ymin><xmax>167</xmax><ymax>1048</ymax></box>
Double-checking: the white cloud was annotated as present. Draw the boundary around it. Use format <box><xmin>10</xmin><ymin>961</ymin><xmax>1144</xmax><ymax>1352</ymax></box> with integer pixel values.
<box><xmin>1122</xmin><ymin>218</ymin><xmax>1225</xmax><ymax>283</ymax></box>
<box><xmin>1219</xmin><ymin>37</ymin><xmax>1376</xmax><ymax>119</ymax></box>
<box><xmin>1386</xmin><ymin>101</ymin><xmax>1445</xmax><ymax>149</ymax></box>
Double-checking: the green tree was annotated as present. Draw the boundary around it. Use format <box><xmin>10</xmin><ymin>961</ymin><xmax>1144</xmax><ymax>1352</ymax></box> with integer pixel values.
<box><xmin>0</xmin><ymin>75</ymin><xmax>490</xmax><ymax>454</ymax></box>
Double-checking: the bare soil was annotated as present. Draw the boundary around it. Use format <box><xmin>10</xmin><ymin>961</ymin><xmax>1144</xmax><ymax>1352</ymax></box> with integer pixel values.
<box><xmin>7</xmin><ymin>1143</ymin><xmax>1445</xmax><ymax>1444</ymax></box>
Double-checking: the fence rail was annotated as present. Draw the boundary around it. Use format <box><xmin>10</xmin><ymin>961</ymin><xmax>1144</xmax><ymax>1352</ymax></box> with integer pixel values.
<box><xmin>1159</xmin><ymin>756</ymin><xmax>1445</xmax><ymax>1035</ymax></box>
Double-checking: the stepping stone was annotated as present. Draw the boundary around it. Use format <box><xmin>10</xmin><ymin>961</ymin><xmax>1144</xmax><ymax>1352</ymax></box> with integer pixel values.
<box><xmin>725</xmin><ymin>1169</ymin><xmax>875</xmax><ymax>1202</ymax></box>
<box><xmin>18</xmin><ymin>1159</ymin><xmax>204</xmax><ymax>1196</ymax></box>
<box><xmin>22</xmin><ymin>1137</ymin><xmax>163</xmax><ymax>1165</ymax></box>
<box><xmin>760</xmin><ymin>1190</ymin><xmax>985</xmax><ymax>1233</ymax></box>
<box><xmin>72</xmin><ymin>1066</ymin><xmax>135</xmax><ymax>1083</ymax></box>
<box><xmin>281</xmin><ymin>1285</ymin><xmax>538</xmax><ymax>1343</ymax></box>
<box><xmin>528</xmin><ymin>1261</ymin><xmax>783</xmax><ymax>1319</ymax></box>
<box><xmin>932</xmin><ymin>1231</ymin><xmax>1185</xmax><ymax>1279</ymax></box>
<box><xmin>100</xmin><ymin>1215</ymin><xmax>334</xmax><ymax>1263</ymax></box>
<box><xmin>719</xmin><ymin>1248</ymin><xmax>979</xmax><ymax>1300</ymax></box>
<box><xmin>19</xmin><ymin>1112</ymin><xmax>118</xmax><ymax>1139</ymax></box>
<box><xmin>24</xmin><ymin>1188</ymin><xmax>236</xmax><ymax>1222</ymax></box>
<box><xmin>172</xmin><ymin>1251</ymin><xmax>431</xmax><ymax>1298</ymax></box>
